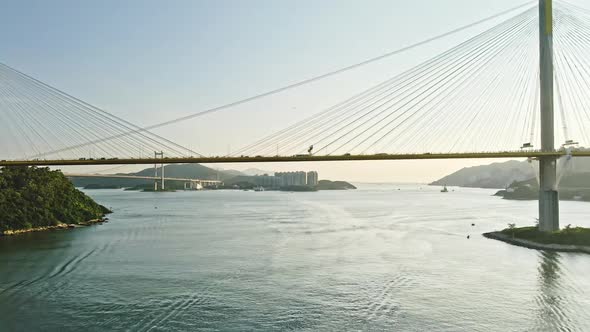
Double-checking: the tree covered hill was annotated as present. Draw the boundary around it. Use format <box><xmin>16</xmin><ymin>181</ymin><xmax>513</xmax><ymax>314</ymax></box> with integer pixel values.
<box><xmin>0</xmin><ymin>167</ymin><xmax>110</xmax><ymax>233</ymax></box>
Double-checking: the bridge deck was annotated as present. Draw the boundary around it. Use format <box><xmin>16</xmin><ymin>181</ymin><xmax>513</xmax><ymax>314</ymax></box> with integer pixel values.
<box><xmin>1</xmin><ymin>151</ymin><xmax>588</xmax><ymax>166</ymax></box>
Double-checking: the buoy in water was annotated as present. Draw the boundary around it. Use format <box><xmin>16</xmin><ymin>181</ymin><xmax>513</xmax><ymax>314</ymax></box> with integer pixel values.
<box><xmin>467</xmin><ymin>235</ymin><xmax>470</xmax><ymax>239</ymax></box>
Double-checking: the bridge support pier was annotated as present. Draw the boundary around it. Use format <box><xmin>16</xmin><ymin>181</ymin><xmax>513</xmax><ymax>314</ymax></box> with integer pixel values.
<box><xmin>538</xmin><ymin>0</ymin><xmax>559</xmax><ymax>231</ymax></box>
<box><xmin>539</xmin><ymin>158</ymin><xmax>559</xmax><ymax>232</ymax></box>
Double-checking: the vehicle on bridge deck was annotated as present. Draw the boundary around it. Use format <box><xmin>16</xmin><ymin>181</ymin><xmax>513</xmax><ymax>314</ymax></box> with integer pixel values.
<box><xmin>520</xmin><ymin>142</ymin><xmax>533</xmax><ymax>149</ymax></box>
<box><xmin>562</xmin><ymin>139</ymin><xmax>579</xmax><ymax>147</ymax></box>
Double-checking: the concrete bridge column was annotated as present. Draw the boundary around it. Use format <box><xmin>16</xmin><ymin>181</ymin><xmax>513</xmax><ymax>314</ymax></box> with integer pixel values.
<box><xmin>538</xmin><ymin>0</ymin><xmax>559</xmax><ymax>232</ymax></box>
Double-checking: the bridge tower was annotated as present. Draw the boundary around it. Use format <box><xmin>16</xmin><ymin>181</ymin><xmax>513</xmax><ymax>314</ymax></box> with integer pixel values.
<box><xmin>538</xmin><ymin>0</ymin><xmax>559</xmax><ymax>231</ymax></box>
<box><xmin>154</xmin><ymin>151</ymin><xmax>165</xmax><ymax>191</ymax></box>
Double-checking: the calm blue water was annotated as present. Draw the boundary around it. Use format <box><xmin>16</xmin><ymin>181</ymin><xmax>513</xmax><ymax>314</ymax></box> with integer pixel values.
<box><xmin>1</xmin><ymin>184</ymin><xmax>590</xmax><ymax>331</ymax></box>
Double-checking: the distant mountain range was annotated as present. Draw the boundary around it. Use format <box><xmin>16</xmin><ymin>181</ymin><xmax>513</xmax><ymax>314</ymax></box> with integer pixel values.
<box><xmin>214</xmin><ymin>167</ymin><xmax>274</xmax><ymax>176</ymax></box>
<box><xmin>431</xmin><ymin>153</ymin><xmax>590</xmax><ymax>190</ymax></box>
<box><xmin>430</xmin><ymin>160</ymin><xmax>534</xmax><ymax>189</ymax></box>
<box><xmin>240</xmin><ymin>168</ymin><xmax>274</xmax><ymax>176</ymax></box>
<box><xmin>131</xmin><ymin>164</ymin><xmax>236</xmax><ymax>180</ymax></box>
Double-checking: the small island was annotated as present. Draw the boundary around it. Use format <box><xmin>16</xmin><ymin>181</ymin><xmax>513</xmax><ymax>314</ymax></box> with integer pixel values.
<box><xmin>315</xmin><ymin>180</ymin><xmax>357</xmax><ymax>190</ymax></box>
<box><xmin>0</xmin><ymin>166</ymin><xmax>111</xmax><ymax>236</ymax></box>
<box><xmin>484</xmin><ymin>224</ymin><xmax>590</xmax><ymax>254</ymax></box>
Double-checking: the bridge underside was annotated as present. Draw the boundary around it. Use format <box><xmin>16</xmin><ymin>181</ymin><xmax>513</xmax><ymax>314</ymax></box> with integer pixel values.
<box><xmin>1</xmin><ymin>150</ymin><xmax>588</xmax><ymax>167</ymax></box>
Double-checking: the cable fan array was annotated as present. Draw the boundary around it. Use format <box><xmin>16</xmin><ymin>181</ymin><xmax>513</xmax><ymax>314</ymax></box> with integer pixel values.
<box><xmin>3</xmin><ymin>1</ymin><xmax>590</xmax><ymax>161</ymax></box>
<box><xmin>234</xmin><ymin>2</ymin><xmax>590</xmax><ymax>157</ymax></box>
<box><xmin>553</xmin><ymin>1</ymin><xmax>590</xmax><ymax>147</ymax></box>
<box><xmin>0</xmin><ymin>63</ymin><xmax>199</xmax><ymax>160</ymax></box>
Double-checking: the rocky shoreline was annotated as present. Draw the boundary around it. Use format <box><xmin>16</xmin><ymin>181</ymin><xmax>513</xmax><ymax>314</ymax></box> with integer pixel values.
<box><xmin>483</xmin><ymin>231</ymin><xmax>590</xmax><ymax>254</ymax></box>
<box><xmin>1</xmin><ymin>218</ymin><xmax>109</xmax><ymax>236</ymax></box>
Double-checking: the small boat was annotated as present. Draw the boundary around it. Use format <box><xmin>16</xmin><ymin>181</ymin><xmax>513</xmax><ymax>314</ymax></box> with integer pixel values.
<box><xmin>441</xmin><ymin>185</ymin><xmax>449</xmax><ymax>193</ymax></box>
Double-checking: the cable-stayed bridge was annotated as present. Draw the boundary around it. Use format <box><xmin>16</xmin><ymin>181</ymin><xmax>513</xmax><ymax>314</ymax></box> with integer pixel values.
<box><xmin>0</xmin><ymin>150</ymin><xmax>587</xmax><ymax>166</ymax></box>
<box><xmin>1</xmin><ymin>0</ymin><xmax>589</xmax><ymax>231</ymax></box>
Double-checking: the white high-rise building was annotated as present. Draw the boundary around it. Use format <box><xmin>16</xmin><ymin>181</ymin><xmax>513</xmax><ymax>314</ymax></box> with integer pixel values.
<box><xmin>306</xmin><ymin>171</ymin><xmax>318</xmax><ymax>186</ymax></box>
<box><xmin>275</xmin><ymin>171</ymin><xmax>309</xmax><ymax>187</ymax></box>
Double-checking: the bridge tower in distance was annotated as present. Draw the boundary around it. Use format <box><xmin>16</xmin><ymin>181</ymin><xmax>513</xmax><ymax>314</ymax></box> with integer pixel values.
<box><xmin>154</xmin><ymin>151</ymin><xmax>165</xmax><ymax>191</ymax></box>
<box><xmin>538</xmin><ymin>0</ymin><xmax>559</xmax><ymax>231</ymax></box>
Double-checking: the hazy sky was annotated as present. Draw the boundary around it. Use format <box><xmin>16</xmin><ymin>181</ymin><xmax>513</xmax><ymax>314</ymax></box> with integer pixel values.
<box><xmin>1</xmin><ymin>0</ymin><xmax>586</xmax><ymax>182</ymax></box>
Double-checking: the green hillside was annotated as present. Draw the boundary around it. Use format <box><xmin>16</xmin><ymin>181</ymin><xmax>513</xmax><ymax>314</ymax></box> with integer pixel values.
<box><xmin>0</xmin><ymin>167</ymin><xmax>110</xmax><ymax>233</ymax></box>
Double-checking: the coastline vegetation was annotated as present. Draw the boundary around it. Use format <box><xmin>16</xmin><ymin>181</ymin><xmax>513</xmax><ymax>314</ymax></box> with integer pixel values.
<box><xmin>316</xmin><ymin>180</ymin><xmax>357</xmax><ymax>190</ymax></box>
<box><xmin>499</xmin><ymin>225</ymin><xmax>590</xmax><ymax>246</ymax></box>
<box><xmin>0</xmin><ymin>166</ymin><xmax>110</xmax><ymax>235</ymax></box>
